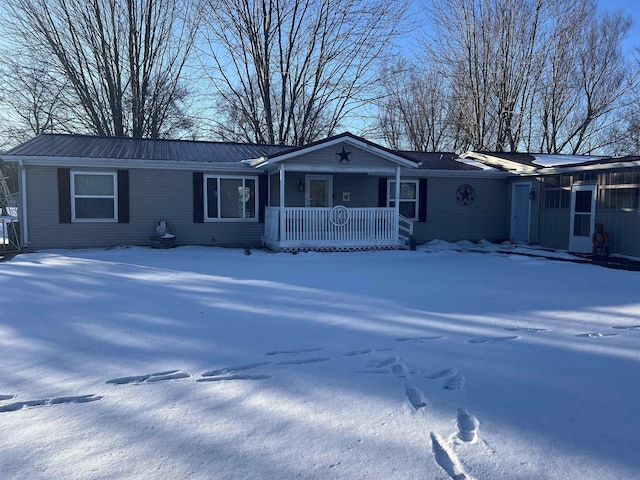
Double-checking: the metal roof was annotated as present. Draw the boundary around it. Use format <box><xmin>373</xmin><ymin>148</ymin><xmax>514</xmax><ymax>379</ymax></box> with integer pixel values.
<box><xmin>3</xmin><ymin>134</ymin><xmax>289</xmax><ymax>163</ymax></box>
<box><xmin>400</xmin><ymin>151</ymin><xmax>482</xmax><ymax>170</ymax></box>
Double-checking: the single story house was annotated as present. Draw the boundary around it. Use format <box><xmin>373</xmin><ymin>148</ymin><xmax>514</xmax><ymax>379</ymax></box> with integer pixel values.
<box><xmin>2</xmin><ymin>133</ymin><xmax>639</xmax><ymax>257</ymax></box>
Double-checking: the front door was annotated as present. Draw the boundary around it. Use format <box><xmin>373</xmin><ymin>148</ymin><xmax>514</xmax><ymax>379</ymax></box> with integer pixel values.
<box><xmin>569</xmin><ymin>185</ymin><xmax>597</xmax><ymax>252</ymax></box>
<box><xmin>306</xmin><ymin>175</ymin><xmax>333</xmax><ymax>207</ymax></box>
<box><xmin>511</xmin><ymin>183</ymin><xmax>531</xmax><ymax>242</ymax></box>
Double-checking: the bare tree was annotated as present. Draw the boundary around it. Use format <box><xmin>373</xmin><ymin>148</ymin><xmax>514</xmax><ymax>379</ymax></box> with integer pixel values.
<box><xmin>1</xmin><ymin>0</ymin><xmax>198</xmax><ymax>139</ymax></box>
<box><xmin>199</xmin><ymin>0</ymin><xmax>409</xmax><ymax>146</ymax></box>
<box><xmin>536</xmin><ymin>2</ymin><xmax>634</xmax><ymax>154</ymax></box>
<box><xmin>424</xmin><ymin>0</ymin><xmax>548</xmax><ymax>152</ymax></box>
<box><xmin>410</xmin><ymin>0</ymin><xmax>635</xmax><ymax>154</ymax></box>
<box><xmin>376</xmin><ymin>60</ymin><xmax>465</xmax><ymax>151</ymax></box>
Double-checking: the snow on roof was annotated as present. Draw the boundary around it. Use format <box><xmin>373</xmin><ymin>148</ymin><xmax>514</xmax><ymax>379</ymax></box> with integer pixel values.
<box><xmin>454</xmin><ymin>158</ymin><xmax>497</xmax><ymax>170</ymax></box>
<box><xmin>531</xmin><ymin>154</ymin><xmax>609</xmax><ymax>167</ymax></box>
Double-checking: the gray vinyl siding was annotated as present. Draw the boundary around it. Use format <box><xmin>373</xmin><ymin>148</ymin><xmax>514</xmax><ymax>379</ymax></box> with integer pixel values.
<box><xmin>538</xmin><ymin>210</ymin><xmax>570</xmax><ymax>250</ymax></box>
<box><xmin>413</xmin><ymin>177</ymin><xmax>508</xmax><ymax>243</ymax></box>
<box><xmin>25</xmin><ymin>166</ymin><xmax>264</xmax><ymax>250</ymax></box>
<box><xmin>529</xmin><ymin>180</ymin><xmax>541</xmax><ymax>243</ymax></box>
<box><xmin>596</xmin><ymin>210</ymin><xmax>640</xmax><ymax>257</ymax></box>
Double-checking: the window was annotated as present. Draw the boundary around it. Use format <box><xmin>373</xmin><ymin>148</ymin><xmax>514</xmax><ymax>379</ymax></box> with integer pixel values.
<box><xmin>71</xmin><ymin>171</ymin><xmax>117</xmax><ymax>221</ymax></box>
<box><xmin>205</xmin><ymin>175</ymin><xmax>258</xmax><ymax>221</ymax></box>
<box><xmin>388</xmin><ymin>180</ymin><xmax>418</xmax><ymax>219</ymax></box>
<box><xmin>598</xmin><ymin>187</ymin><xmax>640</xmax><ymax>211</ymax></box>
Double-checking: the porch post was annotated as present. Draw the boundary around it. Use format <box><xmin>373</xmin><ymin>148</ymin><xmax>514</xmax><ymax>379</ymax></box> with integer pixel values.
<box><xmin>279</xmin><ymin>164</ymin><xmax>285</xmax><ymax>242</ymax></box>
<box><xmin>395</xmin><ymin>165</ymin><xmax>400</xmax><ymax>239</ymax></box>
<box><xmin>267</xmin><ymin>172</ymin><xmax>271</xmax><ymax>207</ymax></box>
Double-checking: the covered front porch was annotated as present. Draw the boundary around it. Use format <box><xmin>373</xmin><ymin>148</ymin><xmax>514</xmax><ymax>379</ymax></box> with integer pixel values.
<box><xmin>252</xmin><ymin>133</ymin><xmax>420</xmax><ymax>252</ymax></box>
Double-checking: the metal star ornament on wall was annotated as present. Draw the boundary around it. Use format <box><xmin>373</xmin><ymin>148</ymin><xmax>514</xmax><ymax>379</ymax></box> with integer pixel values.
<box><xmin>336</xmin><ymin>146</ymin><xmax>352</xmax><ymax>164</ymax></box>
<box><xmin>456</xmin><ymin>184</ymin><xmax>475</xmax><ymax>206</ymax></box>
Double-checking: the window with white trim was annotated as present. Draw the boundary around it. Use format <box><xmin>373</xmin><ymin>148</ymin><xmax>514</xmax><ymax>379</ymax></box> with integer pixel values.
<box><xmin>388</xmin><ymin>180</ymin><xmax>418</xmax><ymax>219</ymax></box>
<box><xmin>205</xmin><ymin>175</ymin><xmax>258</xmax><ymax>221</ymax></box>
<box><xmin>71</xmin><ymin>171</ymin><xmax>117</xmax><ymax>221</ymax></box>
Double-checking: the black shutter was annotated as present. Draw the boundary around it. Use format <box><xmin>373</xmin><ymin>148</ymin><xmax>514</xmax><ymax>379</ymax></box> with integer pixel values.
<box><xmin>57</xmin><ymin>168</ymin><xmax>71</xmax><ymax>223</ymax></box>
<box><xmin>258</xmin><ymin>175</ymin><xmax>268</xmax><ymax>223</ymax></box>
<box><xmin>378</xmin><ymin>177</ymin><xmax>387</xmax><ymax>207</ymax></box>
<box><xmin>117</xmin><ymin>170</ymin><xmax>129</xmax><ymax>223</ymax></box>
<box><xmin>193</xmin><ymin>172</ymin><xmax>204</xmax><ymax>223</ymax></box>
<box><xmin>418</xmin><ymin>178</ymin><xmax>427</xmax><ymax>222</ymax></box>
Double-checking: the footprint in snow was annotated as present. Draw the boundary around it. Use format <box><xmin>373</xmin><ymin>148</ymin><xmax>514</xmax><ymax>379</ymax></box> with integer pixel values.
<box><xmin>611</xmin><ymin>325</ymin><xmax>640</xmax><ymax>330</ymax></box>
<box><xmin>575</xmin><ymin>332</ymin><xmax>619</xmax><ymax>338</ymax></box>
<box><xmin>265</xmin><ymin>348</ymin><xmax>322</xmax><ymax>356</ymax></box>
<box><xmin>466</xmin><ymin>336</ymin><xmax>519</xmax><ymax>344</ymax></box>
<box><xmin>404</xmin><ymin>384</ymin><xmax>428</xmax><ymax>410</ymax></box>
<box><xmin>198</xmin><ymin>374</ymin><xmax>273</xmax><ymax>382</ymax></box>
<box><xmin>443</xmin><ymin>374</ymin><xmax>465</xmax><ymax>391</ymax></box>
<box><xmin>456</xmin><ymin>408</ymin><xmax>480</xmax><ymax>443</ymax></box>
<box><xmin>0</xmin><ymin>394</ymin><xmax>102</xmax><ymax>413</ymax></box>
<box><xmin>424</xmin><ymin>368</ymin><xmax>458</xmax><ymax>379</ymax></box>
<box><xmin>366</xmin><ymin>357</ymin><xmax>399</xmax><ymax>369</ymax></box>
<box><xmin>391</xmin><ymin>361</ymin><xmax>409</xmax><ymax>378</ymax></box>
<box><xmin>276</xmin><ymin>357</ymin><xmax>331</xmax><ymax>365</ymax></box>
<box><xmin>106</xmin><ymin>369</ymin><xmax>189</xmax><ymax>385</ymax></box>
<box><xmin>504</xmin><ymin>327</ymin><xmax>549</xmax><ymax>333</ymax></box>
<box><xmin>430</xmin><ymin>431</ymin><xmax>472</xmax><ymax>480</ymax></box>
<box><xmin>342</xmin><ymin>349</ymin><xmax>373</xmax><ymax>357</ymax></box>
<box><xmin>202</xmin><ymin>362</ymin><xmax>271</xmax><ymax>377</ymax></box>
<box><xmin>394</xmin><ymin>336</ymin><xmax>445</xmax><ymax>342</ymax></box>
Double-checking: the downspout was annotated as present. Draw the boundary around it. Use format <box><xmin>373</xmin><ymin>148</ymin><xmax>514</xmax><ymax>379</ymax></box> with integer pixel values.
<box><xmin>279</xmin><ymin>164</ymin><xmax>285</xmax><ymax>243</ymax></box>
<box><xmin>395</xmin><ymin>166</ymin><xmax>400</xmax><ymax>240</ymax></box>
<box><xmin>19</xmin><ymin>159</ymin><xmax>28</xmax><ymax>248</ymax></box>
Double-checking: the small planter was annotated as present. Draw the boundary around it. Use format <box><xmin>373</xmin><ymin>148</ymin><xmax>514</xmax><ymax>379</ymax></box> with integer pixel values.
<box><xmin>150</xmin><ymin>233</ymin><xmax>176</xmax><ymax>249</ymax></box>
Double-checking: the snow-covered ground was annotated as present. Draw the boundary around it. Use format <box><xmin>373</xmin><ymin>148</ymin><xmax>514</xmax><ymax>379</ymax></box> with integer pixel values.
<box><xmin>1</xmin><ymin>243</ymin><xmax>639</xmax><ymax>479</ymax></box>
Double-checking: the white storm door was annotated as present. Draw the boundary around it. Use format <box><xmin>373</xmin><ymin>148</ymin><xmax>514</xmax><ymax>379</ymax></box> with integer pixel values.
<box><xmin>306</xmin><ymin>175</ymin><xmax>333</xmax><ymax>207</ymax></box>
<box><xmin>511</xmin><ymin>183</ymin><xmax>531</xmax><ymax>242</ymax></box>
<box><xmin>569</xmin><ymin>185</ymin><xmax>597</xmax><ymax>252</ymax></box>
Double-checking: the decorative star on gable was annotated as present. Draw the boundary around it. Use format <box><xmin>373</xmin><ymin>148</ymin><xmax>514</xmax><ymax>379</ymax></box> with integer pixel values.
<box><xmin>336</xmin><ymin>146</ymin><xmax>352</xmax><ymax>164</ymax></box>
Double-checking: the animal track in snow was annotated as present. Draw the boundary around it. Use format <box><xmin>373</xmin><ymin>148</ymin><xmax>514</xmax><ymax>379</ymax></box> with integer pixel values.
<box><xmin>404</xmin><ymin>384</ymin><xmax>428</xmax><ymax>410</ymax></box>
<box><xmin>276</xmin><ymin>357</ymin><xmax>331</xmax><ymax>365</ymax></box>
<box><xmin>0</xmin><ymin>394</ymin><xmax>102</xmax><ymax>413</ymax></box>
<box><xmin>575</xmin><ymin>332</ymin><xmax>619</xmax><ymax>338</ymax></box>
<box><xmin>424</xmin><ymin>368</ymin><xmax>458</xmax><ymax>379</ymax></box>
<box><xmin>106</xmin><ymin>369</ymin><xmax>188</xmax><ymax>385</ymax></box>
<box><xmin>342</xmin><ymin>349</ymin><xmax>373</xmax><ymax>357</ymax></box>
<box><xmin>202</xmin><ymin>362</ymin><xmax>271</xmax><ymax>377</ymax></box>
<box><xmin>611</xmin><ymin>325</ymin><xmax>640</xmax><ymax>330</ymax></box>
<box><xmin>197</xmin><ymin>374</ymin><xmax>273</xmax><ymax>382</ymax></box>
<box><xmin>265</xmin><ymin>348</ymin><xmax>322</xmax><ymax>356</ymax></box>
<box><xmin>456</xmin><ymin>408</ymin><xmax>480</xmax><ymax>443</ymax></box>
<box><xmin>466</xmin><ymin>335</ymin><xmax>519</xmax><ymax>344</ymax></box>
<box><xmin>504</xmin><ymin>327</ymin><xmax>549</xmax><ymax>332</ymax></box>
<box><xmin>394</xmin><ymin>336</ymin><xmax>444</xmax><ymax>342</ymax></box>
<box><xmin>354</xmin><ymin>369</ymin><xmax>388</xmax><ymax>374</ymax></box>
<box><xmin>443</xmin><ymin>374</ymin><xmax>466</xmax><ymax>391</ymax></box>
<box><xmin>0</xmin><ymin>394</ymin><xmax>15</xmax><ymax>401</ymax></box>
<box><xmin>430</xmin><ymin>431</ymin><xmax>472</xmax><ymax>480</ymax></box>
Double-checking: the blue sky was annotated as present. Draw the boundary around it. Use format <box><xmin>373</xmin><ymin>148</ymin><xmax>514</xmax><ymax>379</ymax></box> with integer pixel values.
<box><xmin>600</xmin><ymin>0</ymin><xmax>639</xmax><ymax>52</ymax></box>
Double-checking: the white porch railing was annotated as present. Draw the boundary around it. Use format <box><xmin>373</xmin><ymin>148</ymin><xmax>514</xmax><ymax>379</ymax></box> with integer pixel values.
<box><xmin>264</xmin><ymin>206</ymin><xmax>401</xmax><ymax>248</ymax></box>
